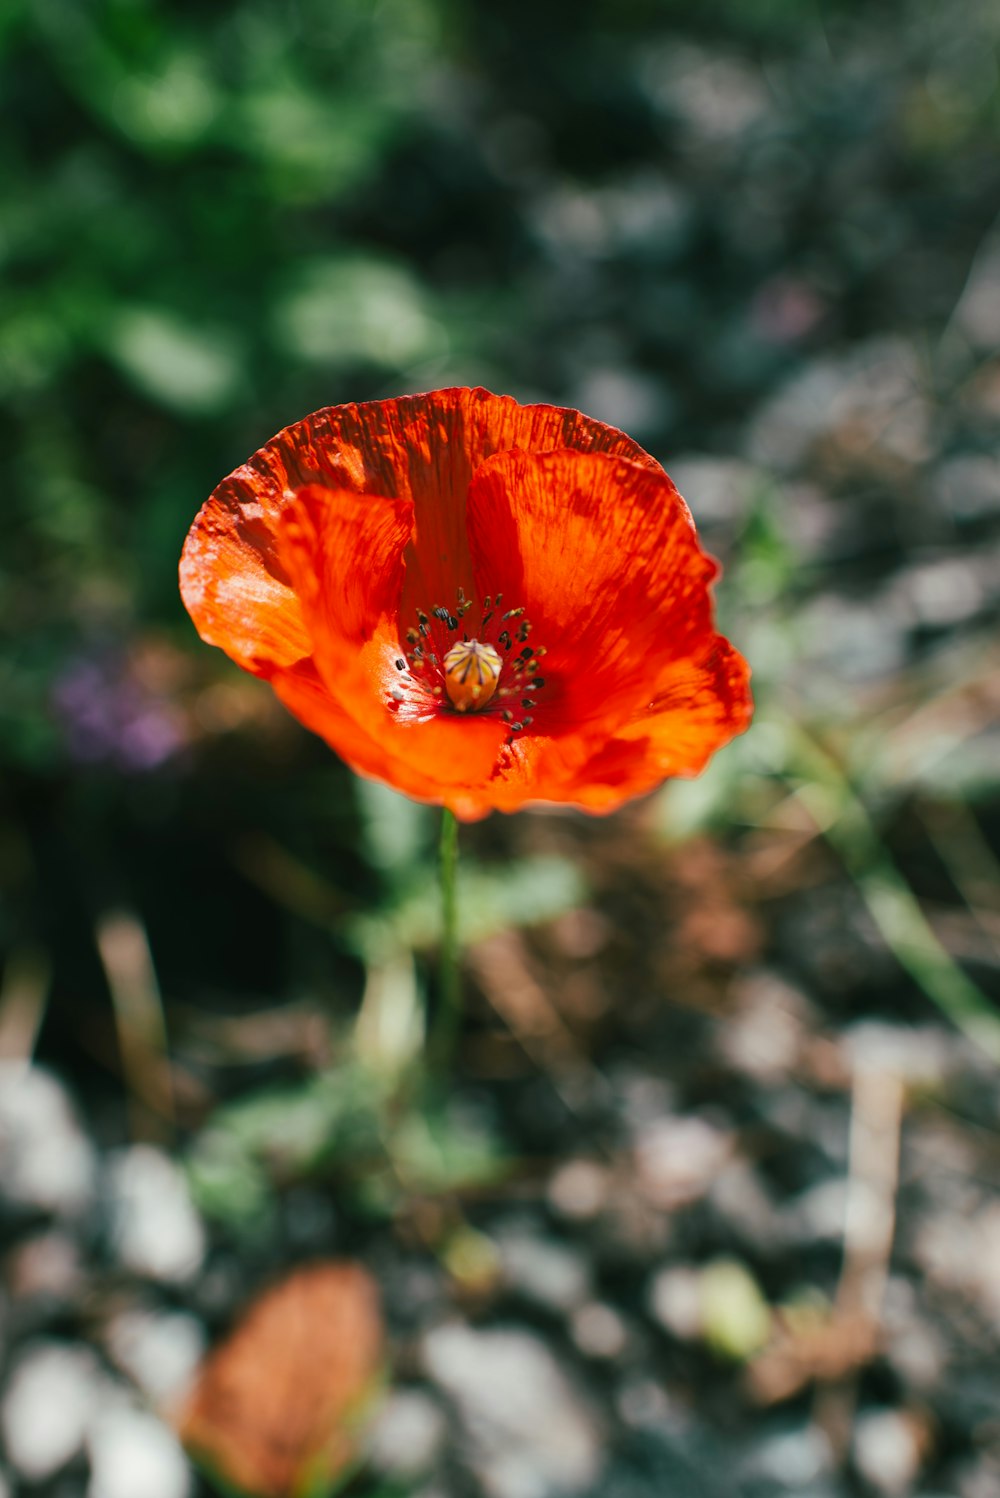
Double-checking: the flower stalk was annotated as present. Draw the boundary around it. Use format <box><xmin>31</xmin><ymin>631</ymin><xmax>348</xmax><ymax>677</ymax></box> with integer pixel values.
<box><xmin>433</xmin><ymin>807</ymin><xmax>461</xmax><ymax>1066</ymax></box>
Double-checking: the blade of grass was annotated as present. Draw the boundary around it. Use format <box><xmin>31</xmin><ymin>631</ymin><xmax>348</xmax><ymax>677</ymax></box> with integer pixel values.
<box><xmin>784</xmin><ymin>722</ymin><xmax>1000</xmax><ymax>1065</ymax></box>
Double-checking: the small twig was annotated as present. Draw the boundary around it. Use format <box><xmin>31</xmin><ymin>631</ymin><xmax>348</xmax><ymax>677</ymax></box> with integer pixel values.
<box><xmin>814</xmin><ymin>1060</ymin><xmax>904</xmax><ymax>1457</ymax></box>
<box><xmin>95</xmin><ymin>908</ymin><xmax>174</xmax><ymax>1140</ymax></box>
<box><xmin>838</xmin><ymin>1063</ymin><xmax>904</xmax><ymax>1322</ymax></box>
<box><xmin>746</xmin><ymin>1060</ymin><xmax>903</xmax><ymax>1418</ymax></box>
<box><xmin>0</xmin><ymin>945</ymin><xmax>50</xmax><ymax>1063</ymax></box>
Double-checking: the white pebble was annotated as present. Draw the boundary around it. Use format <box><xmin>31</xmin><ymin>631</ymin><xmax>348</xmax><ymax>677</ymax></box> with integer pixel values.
<box><xmin>103</xmin><ymin>1307</ymin><xmax>206</xmax><ymax>1405</ymax></box>
<box><xmin>570</xmin><ymin>1303</ymin><xmax>627</xmax><ymax>1359</ymax></box>
<box><xmin>0</xmin><ymin>1065</ymin><xmax>96</xmax><ymax>1217</ymax></box>
<box><xmin>633</xmin><ymin>1115</ymin><xmax>732</xmax><ymax>1209</ymax></box>
<box><xmin>853</xmin><ymin>1408</ymin><xmax>924</xmax><ymax>1495</ymax></box>
<box><xmin>648</xmin><ymin>1265</ymin><xmax>702</xmax><ymax>1340</ymax></box>
<box><xmin>498</xmin><ymin>1230</ymin><xmax>591</xmax><ymax>1312</ymax></box>
<box><xmin>1</xmin><ymin>1341</ymin><xmax>99</xmax><ymax>1480</ymax></box>
<box><xmin>88</xmin><ymin>1406</ymin><xmax>191</xmax><ymax>1498</ymax></box>
<box><xmin>108</xmin><ymin>1146</ymin><xmax>205</xmax><ymax>1284</ymax></box>
<box><xmin>366</xmin><ymin>1388</ymin><xmax>447</xmax><ymax>1480</ymax></box>
<box><xmin>547</xmin><ymin>1159</ymin><xmax>610</xmax><ymax>1221</ymax></box>
<box><xmin>422</xmin><ymin>1322</ymin><xmax>602</xmax><ymax>1498</ymax></box>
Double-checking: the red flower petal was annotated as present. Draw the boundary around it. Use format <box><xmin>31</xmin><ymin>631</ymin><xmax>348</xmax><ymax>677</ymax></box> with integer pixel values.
<box><xmin>552</xmin><ymin>636</ymin><xmax>754</xmax><ymax>813</ymax></box>
<box><xmin>180</xmin><ymin>388</ymin><xmax>656</xmax><ymax>680</ymax></box>
<box><xmin>467</xmin><ymin>447</ymin><xmax>717</xmax><ymax>730</ymax></box>
<box><xmin>276</xmin><ymin>485</ymin><xmax>510</xmax><ymax>800</ymax></box>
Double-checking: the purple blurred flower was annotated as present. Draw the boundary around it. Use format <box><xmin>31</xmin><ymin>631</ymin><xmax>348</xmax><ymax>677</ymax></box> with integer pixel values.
<box><xmin>52</xmin><ymin>648</ymin><xmax>186</xmax><ymax>771</ymax></box>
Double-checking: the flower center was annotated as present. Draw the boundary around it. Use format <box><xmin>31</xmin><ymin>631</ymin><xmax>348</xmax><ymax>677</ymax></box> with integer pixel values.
<box><xmin>393</xmin><ymin>587</ymin><xmax>548</xmax><ymax>734</ymax></box>
<box><xmin>443</xmin><ymin>640</ymin><xmax>501</xmax><ymax>712</ymax></box>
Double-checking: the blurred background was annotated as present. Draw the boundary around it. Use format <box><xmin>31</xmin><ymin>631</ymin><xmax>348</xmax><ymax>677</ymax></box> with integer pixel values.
<box><xmin>2</xmin><ymin>0</ymin><xmax>1000</xmax><ymax>1494</ymax></box>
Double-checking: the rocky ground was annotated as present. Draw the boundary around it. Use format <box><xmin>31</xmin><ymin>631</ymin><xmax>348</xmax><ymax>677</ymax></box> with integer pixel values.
<box><xmin>2</xmin><ymin>0</ymin><xmax>1000</xmax><ymax>1494</ymax></box>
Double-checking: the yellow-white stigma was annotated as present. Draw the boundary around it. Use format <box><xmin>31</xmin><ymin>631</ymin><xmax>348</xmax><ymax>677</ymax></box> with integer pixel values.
<box><xmin>443</xmin><ymin>639</ymin><xmax>502</xmax><ymax>713</ymax></box>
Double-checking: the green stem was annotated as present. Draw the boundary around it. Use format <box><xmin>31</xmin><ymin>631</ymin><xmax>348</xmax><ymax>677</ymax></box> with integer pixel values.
<box><xmin>787</xmin><ymin>722</ymin><xmax>1000</xmax><ymax>1065</ymax></box>
<box><xmin>433</xmin><ymin>807</ymin><xmax>461</xmax><ymax>1066</ymax></box>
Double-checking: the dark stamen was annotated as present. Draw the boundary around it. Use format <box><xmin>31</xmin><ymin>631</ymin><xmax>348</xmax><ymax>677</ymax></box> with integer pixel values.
<box><xmin>521</xmin><ymin>697</ymin><xmax>536</xmax><ymax>708</ymax></box>
<box><xmin>499</xmin><ymin>630</ymin><xmax>512</xmax><ymax>651</ymax></box>
<box><xmin>532</xmin><ymin>677</ymin><xmax>546</xmax><ymax>688</ymax></box>
<box><xmin>502</xmin><ymin>607</ymin><xmax>524</xmax><ymax>621</ymax></box>
<box><xmin>394</xmin><ymin>658</ymin><xmax>405</xmax><ymax>671</ymax></box>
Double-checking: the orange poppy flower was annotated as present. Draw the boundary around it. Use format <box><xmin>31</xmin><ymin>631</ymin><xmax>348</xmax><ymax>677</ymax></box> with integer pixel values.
<box><xmin>180</xmin><ymin>387</ymin><xmax>751</xmax><ymax>820</ymax></box>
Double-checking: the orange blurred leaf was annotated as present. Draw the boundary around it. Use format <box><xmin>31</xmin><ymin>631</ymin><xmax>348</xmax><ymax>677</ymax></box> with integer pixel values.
<box><xmin>178</xmin><ymin>1261</ymin><xmax>385</xmax><ymax>1498</ymax></box>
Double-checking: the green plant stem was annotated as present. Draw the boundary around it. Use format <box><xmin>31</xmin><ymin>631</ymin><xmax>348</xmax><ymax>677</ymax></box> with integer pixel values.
<box><xmin>787</xmin><ymin>722</ymin><xmax>1000</xmax><ymax>1065</ymax></box>
<box><xmin>433</xmin><ymin>807</ymin><xmax>461</xmax><ymax>1066</ymax></box>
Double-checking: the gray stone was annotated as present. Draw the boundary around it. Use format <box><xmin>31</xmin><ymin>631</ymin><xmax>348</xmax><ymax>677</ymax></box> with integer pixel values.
<box><xmin>107</xmin><ymin>1146</ymin><xmax>205</xmax><ymax>1284</ymax></box>
<box><xmin>498</xmin><ymin>1228</ymin><xmax>591</xmax><ymax>1313</ymax></box>
<box><xmin>87</xmin><ymin>1402</ymin><xmax>191</xmax><ymax>1498</ymax></box>
<box><xmin>714</xmin><ymin>971</ymin><xmax>814</xmax><ymax>1083</ymax></box>
<box><xmin>842</xmin><ymin>1022</ymin><xmax>957</xmax><ymax>1088</ymax></box>
<box><xmin>569</xmin><ymin>1302</ymin><xmax>628</xmax><ymax>1360</ymax></box>
<box><xmin>1</xmin><ymin>1341</ymin><xmax>101</xmax><ymax>1480</ymax></box>
<box><xmin>365</xmin><ymin>1388</ymin><xmax>448</xmax><ymax>1481</ymax></box>
<box><xmin>913</xmin><ymin>1204</ymin><xmax>1000</xmax><ymax>1333</ymax></box>
<box><xmin>882</xmin><ymin>1278</ymin><xmax>947</xmax><ymax>1392</ymax></box>
<box><xmin>648</xmin><ymin>1266</ymin><xmax>702</xmax><ymax>1341</ymax></box>
<box><xmin>954</xmin><ymin>235</ymin><xmax>1000</xmax><ymax>350</ymax></box>
<box><xmin>667</xmin><ymin>456</ymin><xmax>762</xmax><ymax>532</ymax></box>
<box><xmin>749</xmin><ymin>338</ymin><xmax>933</xmax><ymax>474</ymax></box>
<box><xmin>6</xmin><ymin>1231</ymin><xmax>83</xmax><ymax>1305</ymax></box>
<box><xmin>853</xmin><ymin>1408</ymin><xmax>925</xmax><ymax>1496</ymax></box>
<box><xmin>632</xmin><ymin>1115</ymin><xmax>733</xmax><ymax>1210</ymax></box>
<box><xmin>0</xmin><ymin>1064</ymin><xmax>96</xmax><ymax>1217</ymax></box>
<box><xmin>741</xmin><ymin>1422</ymin><xmax>834</xmax><ymax>1490</ymax></box>
<box><xmin>547</xmin><ymin>1159</ymin><xmax>611</xmax><ymax>1221</ymax></box>
<box><xmin>933</xmin><ymin>455</ymin><xmax>1000</xmax><ymax>522</ymax></box>
<box><xmin>103</xmin><ymin>1307</ymin><xmax>206</xmax><ymax>1405</ymax></box>
<box><xmin>422</xmin><ymin>1322</ymin><xmax>602</xmax><ymax>1498</ymax></box>
<box><xmin>708</xmin><ymin>1160</ymin><xmax>785</xmax><ymax>1253</ymax></box>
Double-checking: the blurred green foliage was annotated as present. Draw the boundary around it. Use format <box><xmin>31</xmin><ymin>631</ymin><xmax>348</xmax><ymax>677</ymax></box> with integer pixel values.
<box><xmin>2</xmin><ymin>0</ymin><xmax>999</xmax><ymax>1198</ymax></box>
<box><xmin>4</xmin><ymin>0</ymin><xmax>999</xmax><ymax>769</ymax></box>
